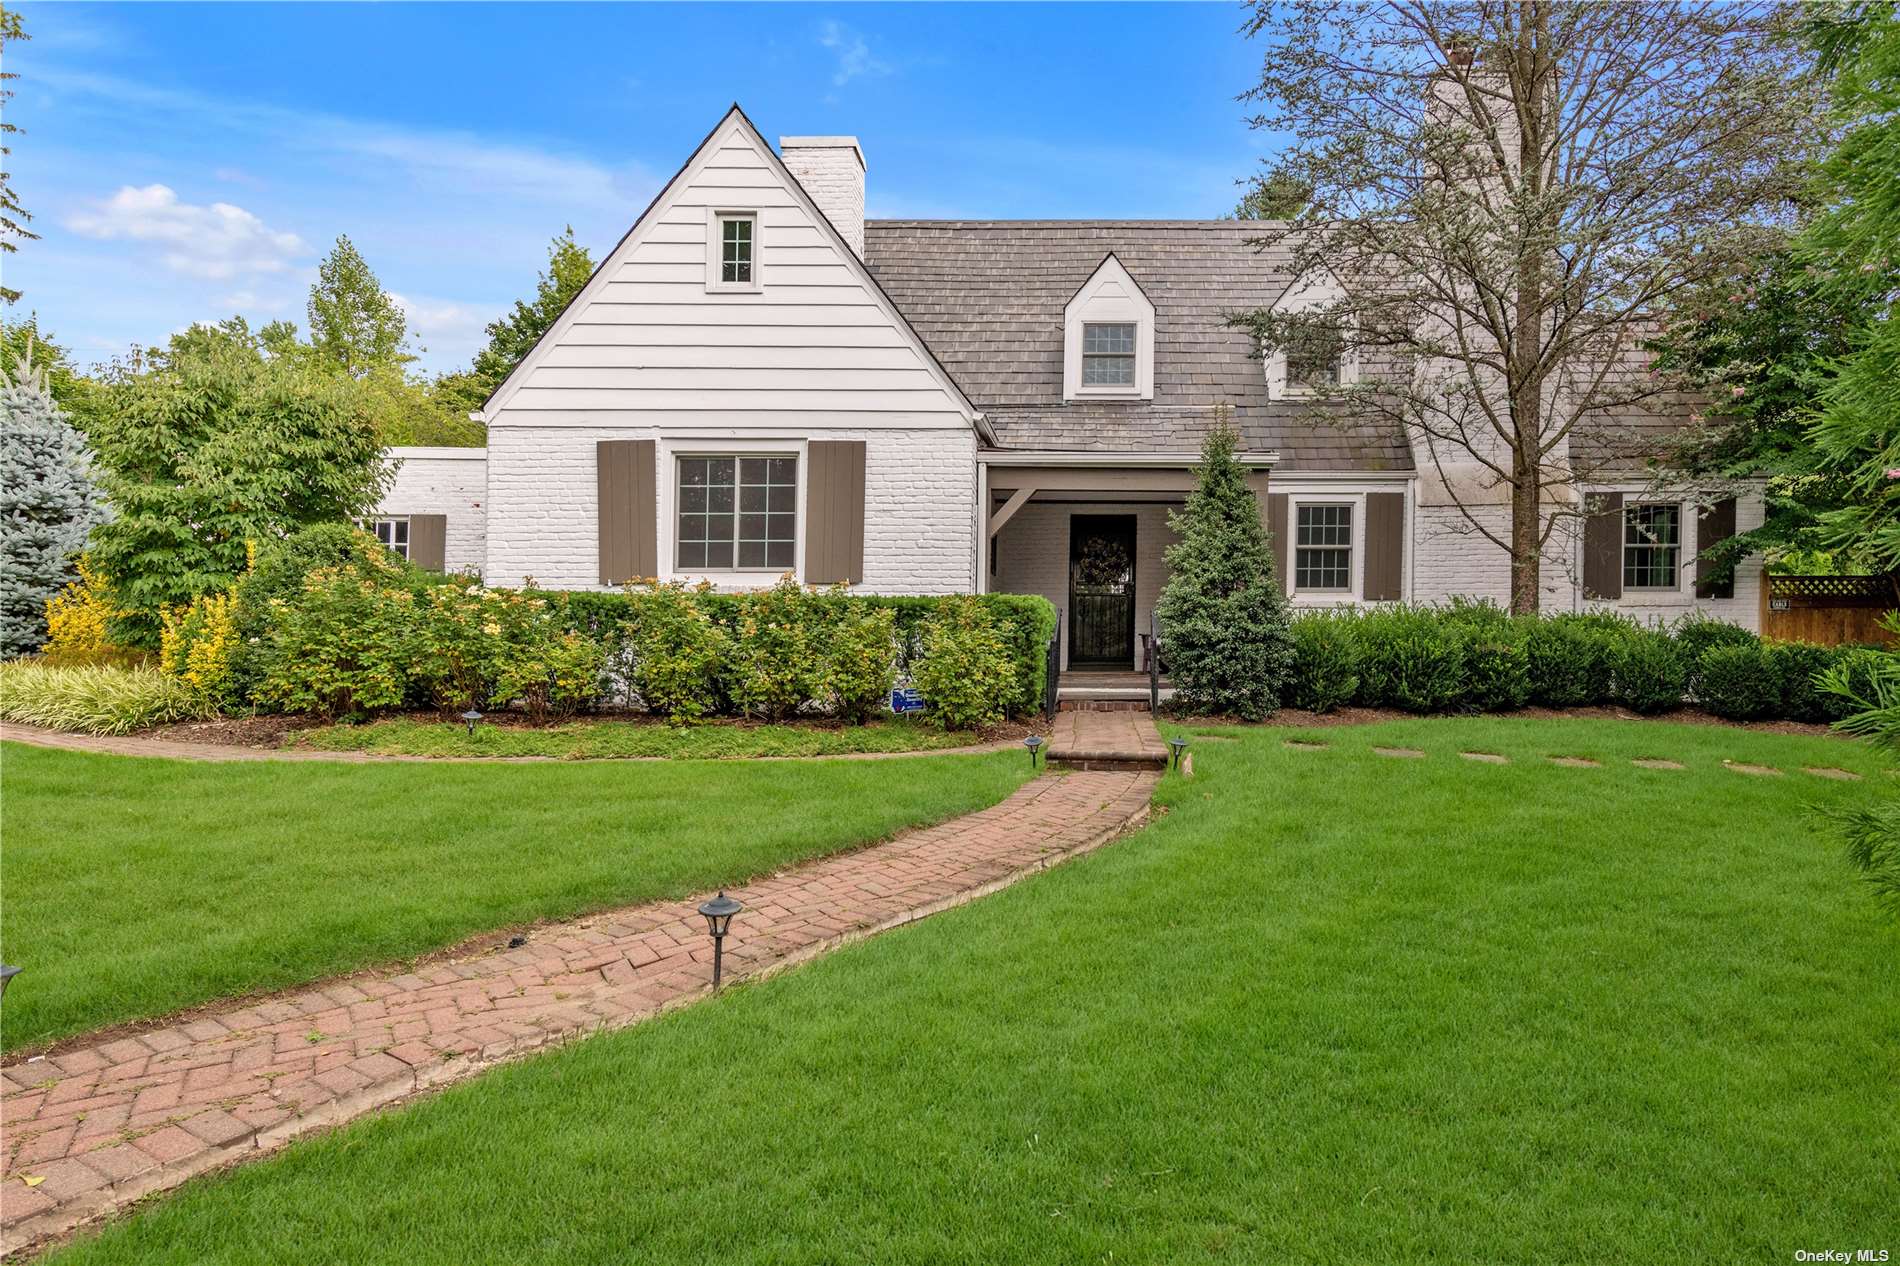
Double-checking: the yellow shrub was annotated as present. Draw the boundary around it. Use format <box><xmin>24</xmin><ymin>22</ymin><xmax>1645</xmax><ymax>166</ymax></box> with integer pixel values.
<box><xmin>42</xmin><ymin>557</ymin><xmax>131</xmax><ymax>665</ymax></box>
<box><xmin>159</xmin><ymin>588</ymin><xmax>242</xmax><ymax>709</ymax></box>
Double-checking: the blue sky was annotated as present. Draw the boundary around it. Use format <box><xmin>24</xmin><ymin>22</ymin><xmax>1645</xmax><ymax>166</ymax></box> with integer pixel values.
<box><xmin>8</xmin><ymin>2</ymin><xmax>1277</xmax><ymax>374</ymax></box>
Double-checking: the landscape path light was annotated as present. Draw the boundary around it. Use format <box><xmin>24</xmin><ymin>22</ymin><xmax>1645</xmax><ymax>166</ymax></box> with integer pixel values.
<box><xmin>0</xmin><ymin>964</ymin><xmax>19</xmax><ymax>1001</ymax></box>
<box><xmin>1168</xmin><ymin>737</ymin><xmax>1189</xmax><ymax>771</ymax></box>
<box><xmin>697</xmin><ymin>890</ymin><xmax>742</xmax><ymax>988</ymax></box>
<box><xmin>1023</xmin><ymin>735</ymin><xmax>1045</xmax><ymax>769</ymax></box>
<box><xmin>461</xmin><ymin>709</ymin><xmax>483</xmax><ymax>737</ymax></box>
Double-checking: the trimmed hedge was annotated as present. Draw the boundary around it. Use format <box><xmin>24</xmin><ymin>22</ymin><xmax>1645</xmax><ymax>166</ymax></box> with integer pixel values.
<box><xmin>1277</xmin><ymin>602</ymin><xmax>1884</xmax><ymax>723</ymax></box>
<box><xmin>559</xmin><ymin>589</ymin><xmax>1055</xmax><ymax>719</ymax></box>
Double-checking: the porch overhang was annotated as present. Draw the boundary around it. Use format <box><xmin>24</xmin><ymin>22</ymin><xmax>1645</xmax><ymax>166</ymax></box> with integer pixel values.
<box><xmin>977</xmin><ymin>449</ymin><xmax>1280</xmax><ymax>538</ymax></box>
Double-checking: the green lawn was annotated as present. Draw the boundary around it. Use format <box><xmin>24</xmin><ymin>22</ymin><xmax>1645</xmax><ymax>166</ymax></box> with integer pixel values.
<box><xmin>43</xmin><ymin>717</ymin><xmax>1898</xmax><ymax>1263</ymax></box>
<box><xmin>0</xmin><ymin>744</ymin><xmax>1031</xmax><ymax>1049</ymax></box>
<box><xmin>287</xmin><ymin>714</ymin><xmax>995</xmax><ymax>758</ymax></box>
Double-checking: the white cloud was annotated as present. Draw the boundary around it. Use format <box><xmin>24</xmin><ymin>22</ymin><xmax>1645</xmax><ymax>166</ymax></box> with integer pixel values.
<box><xmin>66</xmin><ymin>185</ymin><xmax>309</xmax><ymax>280</ymax></box>
<box><xmin>392</xmin><ymin>292</ymin><xmax>494</xmax><ymax>363</ymax></box>
<box><xmin>818</xmin><ymin>20</ymin><xmax>892</xmax><ymax>88</ymax></box>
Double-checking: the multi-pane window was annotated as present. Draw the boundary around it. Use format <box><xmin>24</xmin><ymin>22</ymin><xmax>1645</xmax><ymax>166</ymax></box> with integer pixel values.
<box><xmin>1287</xmin><ymin>330</ymin><xmax>1344</xmax><ymax>391</ymax></box>
<box><xmin>1623</xmin><ymin>503</ymin><xmax>1681</xmax><ymax>590</ymax></box>
<box><xmin>720</xmin><ymin>216</ymin><xmax>754</xmax><ymax>284</ymax></box>
<box><xmin>371</xmin><ymin>518</ymin><xmax>409</xmax><ymax>561</ymax></box>
<box><xmin>677</xmin><ymin>456</ymin><xmax>796</xmax><ymax>571</ymax></box>
<box><xmin>1081</xmin><ymin>322</ymin><xmax>1137</xmax><ymax>387</ymax></box>
<box><xmin>1294</xmin><ymin>504</ymin><xmax>1353</xmax><ymax>591</ymax></box>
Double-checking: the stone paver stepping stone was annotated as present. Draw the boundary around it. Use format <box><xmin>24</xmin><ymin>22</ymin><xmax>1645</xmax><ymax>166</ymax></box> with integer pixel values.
<box><xmin>1724</xmin><ymin>760</ymin><xmax>1782</xmax><ymax>777</ymax></box>
<box><xmin>1802</xmin><ymin>766</ymin><xmax>1862</xmax><ymax>781</ymax></box>
<box><xmin>1549</xmin><ymin>756</ymin><xmax>1600</xmax><ymax>768</ymax></box>
<box><xmin>1632</xmin><ymin>758</ymin><xmax>1685</xmax><ymax>771</ymax></box>
<box><xmin>1373</xmin><ymin>746</ymin><xmax>1426</xmax><ymax>759</ymax></box>
<box><xmin>1460</xmin><ymin>751</ymin><xmax>1508</xmax><ymax>764</ymax></box>
<box><xmin>1283</xmin><ymin>740</ymin><xmax>1329</xmax><ymax>751</ymax></box>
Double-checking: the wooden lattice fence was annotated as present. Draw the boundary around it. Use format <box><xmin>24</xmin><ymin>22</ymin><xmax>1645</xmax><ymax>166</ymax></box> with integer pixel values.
<box><xmin>1760</xmin><ymin>574</ymin><xmax>1897</xmax><ymax>646</ymax></box>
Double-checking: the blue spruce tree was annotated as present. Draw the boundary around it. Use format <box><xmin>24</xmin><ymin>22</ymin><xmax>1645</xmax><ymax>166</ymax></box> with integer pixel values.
<box><xmin>1</xmin><ymin>346</ymin><xmax>106</xmax><ymax>656</ymax></box>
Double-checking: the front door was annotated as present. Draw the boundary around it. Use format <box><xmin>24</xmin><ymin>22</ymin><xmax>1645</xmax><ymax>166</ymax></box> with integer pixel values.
<box><xmin>1068</xmin><ymin>515</ymin><xmax>1136</xmax><ymax>668</ymax></box>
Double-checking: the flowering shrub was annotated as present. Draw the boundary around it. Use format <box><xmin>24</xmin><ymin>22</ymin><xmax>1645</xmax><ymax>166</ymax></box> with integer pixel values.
<box><xmin>409</xmin><ymin>583</ymin><xmax>495</xmax><ymax>713</ymax></box>
<box><xmin>625</xmin><ymin>581</ymin><xmax>728</xmax><ymax>721</ymax></box>
<box><xmin>159</xmin><ymin>588</ymin><xmax>243</xmax><ymax>710</ymax></box>
<box><xmin>726</xmin><ymin>578</ymin><xmax>821</xmax><ymax>720</ymax></box>
<box><xmin>253</xmin><ymin>548</ymin><xmax>418</xmax><ymax>718</ymax></box>
<box><xmin>819</xmin><ymin>594</ymin><xmax>898</xmax><ymax>722</ymax></box>
<box><xmin>912</xmin><ymin>596</ymin><xmax>1017</xmax><ymax>730</ymax></box>
<box><xmin>41</xmin><ymin>556</ymin><xmax>133</xmax><ymax>666</ymax></box>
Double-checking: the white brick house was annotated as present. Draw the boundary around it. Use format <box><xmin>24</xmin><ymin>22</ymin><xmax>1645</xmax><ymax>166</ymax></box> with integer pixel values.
<box><xmin>372</xmin><ymin>104</ymin><xmax>1764</xmax><ymax>673</ymax></box>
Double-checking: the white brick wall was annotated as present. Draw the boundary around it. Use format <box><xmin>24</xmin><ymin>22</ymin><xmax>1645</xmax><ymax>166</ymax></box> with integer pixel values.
<box><xmin>484</xmin><ymin>422</ymin><xmax>975</xmax><ymax>594</ymax></box>
<box><xmin>375</xmin><ymin>448</ymin><xmax>488</xmax><ymax>576</ymax></box>
<box><xmin>993</xmin><ymin>500</ymin><xmax>1179</xmax><ymax>669</ymax></box>
<box><xmin>780</xmin><ymin>137</ymin><xmax>865</xmax><ymax>258</ymax></box>
<box><xmin>1412</xmin><ymin>494</ymin><xmax>1765</xmax><ymax>629</ymax></box>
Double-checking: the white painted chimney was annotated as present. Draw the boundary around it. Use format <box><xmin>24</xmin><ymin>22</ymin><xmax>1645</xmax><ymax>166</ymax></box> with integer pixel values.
<box><xmin>780</xmin><ymin>136</ymin><xmax>865</xmax><ymax>257</ymax></box>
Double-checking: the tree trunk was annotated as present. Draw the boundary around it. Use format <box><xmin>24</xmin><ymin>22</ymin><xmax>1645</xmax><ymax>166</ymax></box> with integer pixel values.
<box><xmin>1510</xmin><ymin>456</ymin><xmax>1541</xmax><ymax>615</ymax></box>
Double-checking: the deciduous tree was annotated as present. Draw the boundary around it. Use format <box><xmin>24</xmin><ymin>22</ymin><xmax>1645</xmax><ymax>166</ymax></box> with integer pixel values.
<box><xmin>86</xmin><ymin>319</ymin><xmax>391</xmax><ymax>645</ymax></box>
<box><xmin>1</xmin><ymin>7</ymin><xmax>38</xmax><ymax>304</ymax></box>
<box><xmin>308</xmin><ymin>235</ymin><xmax>411</xmax><ymax>377</ymax></box>
<box><xmin>1230</xmin><ymin>1</ymin><xmax>1820</xmax><ymax>613</ymax></box>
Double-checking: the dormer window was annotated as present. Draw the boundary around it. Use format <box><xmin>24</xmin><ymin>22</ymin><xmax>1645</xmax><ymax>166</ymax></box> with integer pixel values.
<box><xmin>706</xmin><ymin>210</ymin><xmax>762</xmax><ymax>292</ymax></box>
<box><xmin>1081</xmin><ymin>322</ymin><xmax>1137</xmax><ymax>387</ymax></box>
<box><xmin>1064</xmin><ymin>255</ymin><xmax>1155</xmax><ymax>400</ymax></box>
<box><xmin>1265</xmin><ymin>271</ymin><xmax>1357</xmax><ymax>400</ymax></box>
<box><xmin>1286</xmin><ymin>328</ymin><xmax>1344</xmax><ymax>392</ymax></box>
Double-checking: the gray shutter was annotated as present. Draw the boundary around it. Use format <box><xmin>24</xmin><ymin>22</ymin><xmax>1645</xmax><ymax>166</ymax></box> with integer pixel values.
<box><xmin>1362</xmin><ymin>492</ymin><xmax>1405</xmax><ymax>601</ymax></box>
<box><xmin>806</xmin><ymin>440</ymin><xmax>866</xmax><ymax>584</ymax></box>
<box><xmin>1695</xmin><ymin>497</ymin><xmax>1737</xmax><ymax>600</ymax></box>
<box><xmin>1267</xmin><ymin>492</ymin><xmax>1289</xmax><ymax>596</ymax></box>
<box><xmin>598</xmin><ymin>439</ymin><xmax>657</xmax><ymax>585</ymax></box>
<box><xmin>409</xmin><ymin>514</ymin><xmax>447</xmax><ymax>572</ymax></box>
<box><xmin>1582</xmin><ymin>491</ymin><xmax>1624</xmax><ymax>600</ymax></box>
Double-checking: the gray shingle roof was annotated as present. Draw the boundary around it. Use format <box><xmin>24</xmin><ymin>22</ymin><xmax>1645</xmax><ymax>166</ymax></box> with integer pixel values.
<box><xmin>863</xmin><ymin>220</ymin><xmax>1414</xmax><ymax>473</ymax></box>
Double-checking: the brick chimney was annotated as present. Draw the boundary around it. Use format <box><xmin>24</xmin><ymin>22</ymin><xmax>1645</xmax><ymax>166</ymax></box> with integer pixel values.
<box><xmin>780</xmin><ymin>136</ymin><xmax>865</xmax><ymax>257</ymax></box>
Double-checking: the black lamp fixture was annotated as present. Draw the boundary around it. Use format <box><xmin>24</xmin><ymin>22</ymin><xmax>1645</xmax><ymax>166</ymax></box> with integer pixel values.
<box><xmin>0</xmin><ymin>964</ymin><xmax>19</xmax><ymax>1001</ymax></box>
<box><xmin>460</xmin><ymin>709</ymin><xmax>483</xmax><ymax>737</ymax></box>
<box><xmin>1023</xmin><ymin>735</ymin><xmax>1045</xmax><ymax>769</ymax></box>
<box><xmin>1168</xmin><ymin>737</ymin><xmax>1189</xmax><ymax>770</ymax></box>
<box><xmin>697</xmin><ymin>890</ymin><xmax>742</xmax><ymax>987</ymax></box>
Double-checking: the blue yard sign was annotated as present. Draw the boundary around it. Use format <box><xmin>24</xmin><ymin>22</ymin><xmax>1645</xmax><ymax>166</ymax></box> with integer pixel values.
<box><xmin>889</xmin><ymin>685</ymin><xmax>925</xmax><ymax>714</ymax></box>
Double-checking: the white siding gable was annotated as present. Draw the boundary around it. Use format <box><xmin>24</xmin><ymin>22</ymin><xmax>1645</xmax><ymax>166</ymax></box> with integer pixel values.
<box><xmin>1063</xmin><ymin>254</ymin><xmax>1155</xmax><ymax>401</ymax></box>
<box><xmin>484</xmin><ymin>108</ymin><xmax>976</xmax><ymax>429</ymax></box>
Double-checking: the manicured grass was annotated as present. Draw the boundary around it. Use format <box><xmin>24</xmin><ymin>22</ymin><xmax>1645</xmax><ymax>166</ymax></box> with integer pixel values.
<box><xmin>0</xmin><ymin>744</ymin><xmax>1031</xmax><ymax>1049</ymax></box>
<box><xmin>287</xmin><ymin>714</ymin><xmax>993</xmax><ymax>759</ymax></box>
<box><xmin>45</xmin><ymin>718</ymin><xmax>1898</xmax><ymax>1263</ymax></box>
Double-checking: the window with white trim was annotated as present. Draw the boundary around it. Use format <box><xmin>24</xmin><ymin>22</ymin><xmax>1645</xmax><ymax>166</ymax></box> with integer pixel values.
<box><xmin>676</xmin><ymin>456</ymin><xmax>797</xmax><ymax>571</ymax></box>
<box><xmin>1294</xmin><ymin>504</ymin><xmax>1353</xmax><ymax>591</ymax></box>
<box><xmin>370</xmin><ymin>517</ymin><xmax>409</xmax><ymax>561</ymax></box>
<box><xmin>1286</xmin><ymin>329</ymin><xmax>1344</xmax><ymax>392</ymax></box>
<box><xmin>706</xmin><ymin>211</ymin><xmax>761</xmax><ymax>291</ymax></box>
<box><xmin>1623</xmin><ymin>503</ymin><xmax>1681</xmax><ymax>590</ymax></box>
<box><xmin>1081</xmin><ymin>322</ymin><xmax>1137</xmax><ymax>387</ymax></box>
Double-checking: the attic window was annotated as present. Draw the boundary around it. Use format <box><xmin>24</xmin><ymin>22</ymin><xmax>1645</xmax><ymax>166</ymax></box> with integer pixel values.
<box><xmin>720</xmin><ymin>217</ymin><xmax>753</xmax><ymax>284</ymax></box>
<box><xmin>1081</xmin><ymin>323</ymin><xmax>1137</xmax><ymax>387</ymax></box>
<box><xmin>1285</xmin><ymin>327</ymin><xmax>1344</xmax><ymax>393</ymax></box>
<box><xmin>706</xmin><ymin>210</ymin><xmax>762</xmax><ymax>292</ymax></box>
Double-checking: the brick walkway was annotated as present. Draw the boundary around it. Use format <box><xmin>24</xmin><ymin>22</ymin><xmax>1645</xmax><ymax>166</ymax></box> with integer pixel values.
<box><xmin>1047</xmin><ymin>709</ymin><xmax>1169</xmax><ymax>770</ymax></box>
<box><xmin>0</xmin><ymin>769</ymin><xmax>1155</xmax><ymax>1256</ymax></box>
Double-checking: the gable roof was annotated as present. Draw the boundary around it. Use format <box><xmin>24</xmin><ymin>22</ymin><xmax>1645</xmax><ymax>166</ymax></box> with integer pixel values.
<box><xmin>482</xmin><ymin>105</ymin><xmax>986</xmax><ymax>433</ymax></box>
<box><xmin>862</xmin><ymin>220</ymin><xmax>1413</xmax><ymax>473</ymax></box>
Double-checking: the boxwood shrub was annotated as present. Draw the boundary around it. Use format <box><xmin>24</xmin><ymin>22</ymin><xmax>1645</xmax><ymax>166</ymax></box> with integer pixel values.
<box><xmin>1612</xmin><ymin>629</ymin><xmax>1686</xmax><ymax>715</ymax></box>
<box><xmin>1696</xmin><ymin>642</ymin><xmax>1784</xmax><ymax>720</ymax></box>
<box><xmin>1352</xmin><ymin>606</ymin><xmax>1467</xmax><ymax>713</ymax></box>
<box><xmin>1288</xmin><ymin>612</ymin><xmax>1361</xmax><ymax>713</ymax></box>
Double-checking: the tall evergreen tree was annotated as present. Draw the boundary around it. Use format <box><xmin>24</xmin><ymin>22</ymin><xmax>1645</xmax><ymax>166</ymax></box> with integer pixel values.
<box><xmin>1155</xmin><ymin>414</ymin><xmax>1294</xmax><ymax>719</ymax></box>
<box><xmin>0</xmin><ymin>344</ymin><xmax>106</xmax><ymax>656</ymax></box>
<box><xmin>0</xmin><ymin>8</ymin><xmax>37</xmax><ymax>305</ymax></box>
<box><xmin>308</xmin><ymin>235</ymin><xmax>411</xmax><ymax>377</ymax></box>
